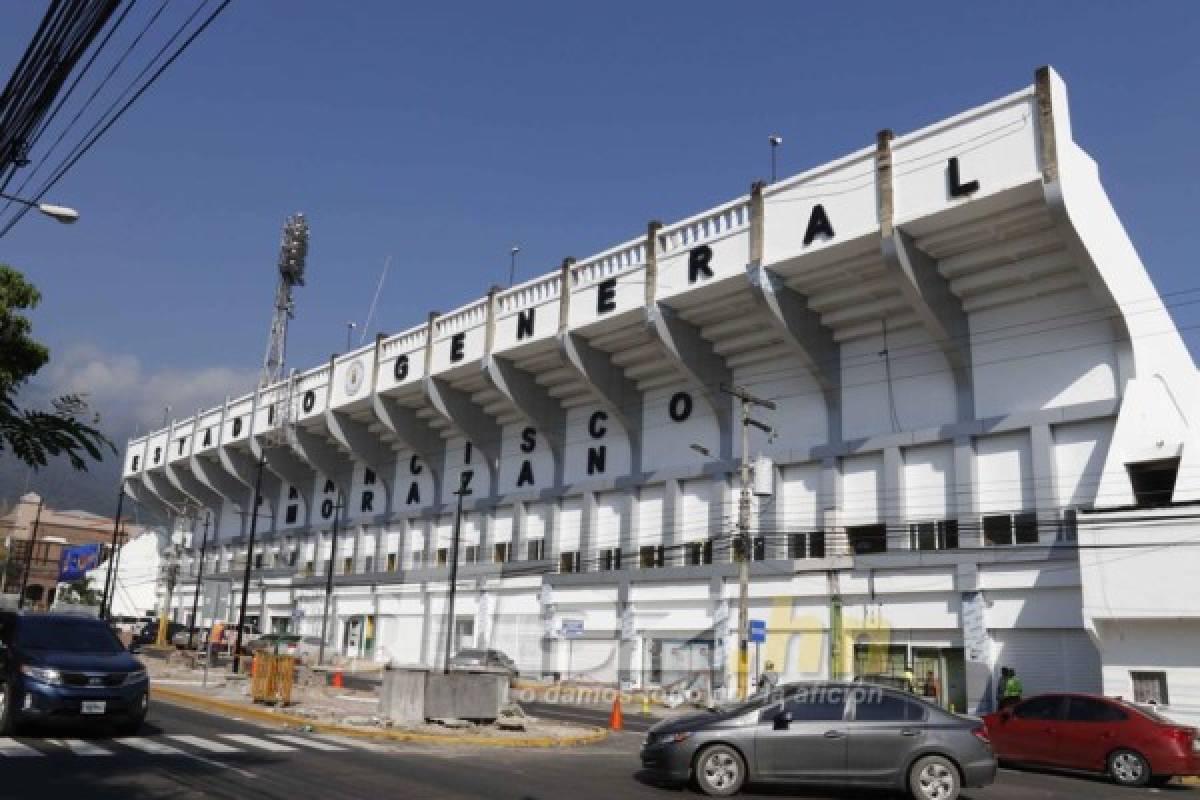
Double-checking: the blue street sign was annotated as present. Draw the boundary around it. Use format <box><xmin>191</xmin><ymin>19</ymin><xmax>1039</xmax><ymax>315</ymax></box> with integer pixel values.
<box><xmin>561</xmin><ymin>619</ymin><xmax>584</xmax><ymax>638</ymax></box>
<box><xmin>748</xmin><ymin>619</ymin><xmax>766</xmax><ymax>643</ymax></box>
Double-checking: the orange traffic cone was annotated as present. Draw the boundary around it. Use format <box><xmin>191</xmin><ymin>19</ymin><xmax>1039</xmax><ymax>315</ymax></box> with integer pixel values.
<box><xmin>331</xmin><ymin>670</ymin><xmax>344</xmax><ymax>688</ymax></box>
<box><xmin>608</xmin><ymin>696</ymin><xmax>624</xmax><ymax>731</ymax></box>
<box><xmin>251</xmin><ymin>655</ymin><xmax>259</xmax><ymax>678</ymax></box>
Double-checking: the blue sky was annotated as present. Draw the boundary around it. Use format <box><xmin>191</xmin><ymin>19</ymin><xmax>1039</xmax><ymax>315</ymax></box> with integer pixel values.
<box><xmin>2</xmin><ymin>1</ymin><xmax>1200</xmax><ymax>458</ymax></box>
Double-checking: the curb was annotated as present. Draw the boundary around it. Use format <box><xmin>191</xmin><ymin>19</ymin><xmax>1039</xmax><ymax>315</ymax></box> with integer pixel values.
<box><xmin>150</xmin><ymin>685</ymin><xmax>609</xmax><ymax>749</ymax></box>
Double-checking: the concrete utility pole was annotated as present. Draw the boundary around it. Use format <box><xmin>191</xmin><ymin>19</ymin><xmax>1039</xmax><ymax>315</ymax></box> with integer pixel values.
<box><xmin>231</xmin><ymin>457</ymin><xmax>266</xmax><ymax>673</ymax></box>
<box><xmin>157</xmin><ymin>529</ymin><xmax>181</xmax><ymax>647</ymax></box>
<box><xmin>720</xmin><ymin>383</ymin><xmax>775</xmax><ymax>700</ymax></box>
<box><xmin>443</xmin><ymin>473</ymin><xmax>472</xmax><ymax>674</ymax></box>
<box><xmin>101</xmin><ymin>486</ymin><xmax>125</xmax><ymax>619</ymax></box>
<box><xmin>187</xmin><ymin>512</ymin><xmax>211</xmax><ymax>648</ymax></box>
<box><xmin>317</xmin><ymin>492</ymin><xmax>345</xmax><ymax>667</ymax></box>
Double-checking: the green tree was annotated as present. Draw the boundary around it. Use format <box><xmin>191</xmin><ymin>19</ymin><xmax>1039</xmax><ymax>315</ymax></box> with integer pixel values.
<box><xmin>0</xmin><ymin>264</ymin><xmax>113</xmax><ymax>469</ymax></box>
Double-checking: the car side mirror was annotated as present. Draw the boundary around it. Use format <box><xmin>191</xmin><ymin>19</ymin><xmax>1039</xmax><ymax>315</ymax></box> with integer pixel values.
<box><xmin>773</xmin><ymin>710</ymin><xmax>792</xmax><ymax>731</ymax></box>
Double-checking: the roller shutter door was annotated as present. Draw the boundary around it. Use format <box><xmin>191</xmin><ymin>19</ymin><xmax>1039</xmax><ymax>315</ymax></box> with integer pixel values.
<box><xmin>991</xmin><ymin>629</ymin><xmax>1101</xmax><ymax>696</ymax></box>
<box><xmin>566</xmin><ymin>638</ymin><xmax>619</xmax><ymax>685</ymax></box>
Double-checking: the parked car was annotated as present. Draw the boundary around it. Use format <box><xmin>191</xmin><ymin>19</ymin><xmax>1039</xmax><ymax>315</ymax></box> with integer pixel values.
<box><xmin>0</xmin><ymin>611</ymin><xmax>149</xmax><ymax>735</ymax></box>
<box><xmin>448</xmin><ymin>648</ymin><xmax>518</xmax><ymax>678</ymax></box>
<box><xmin>131</xmin><ymin>620</ymin><xmax>186</xmax><ymax>649</ymax></box>
<box><xmin>247</xmin><ymin>634</ymin><xmax>324</xmax><ymax>664</ymax></box>
<box><xmin>640</xmin><ymin>681</ymin><xmax>995</xmax><ymax>799</ymax></box>
<box><xmin>170</xmin><ymin>627</ymin><xmax>208</xmax><ymax>650</ymax></box>
<box><xmin>983</xmin><ymin>693</ymin><xmax>1200</xmax><ymax>787</ymax></box>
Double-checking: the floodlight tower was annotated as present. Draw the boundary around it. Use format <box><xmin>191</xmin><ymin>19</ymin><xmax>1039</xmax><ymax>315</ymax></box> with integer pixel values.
<box><xmin>261</xmin><ymin>213</ymin><xmax>309</xmax><ymax>388</ymax></box>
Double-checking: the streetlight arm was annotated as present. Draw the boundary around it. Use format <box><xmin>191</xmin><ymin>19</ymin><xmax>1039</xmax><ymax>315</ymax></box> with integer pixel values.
<box><xmin>0</xmin><ymin>192</ymin><xmax>79</xmax><ymax>224</ymax></box>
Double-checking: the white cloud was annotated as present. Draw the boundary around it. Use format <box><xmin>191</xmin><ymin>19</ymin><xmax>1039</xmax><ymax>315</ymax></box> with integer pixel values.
<box><xmin>38</xmin><ymin>344</ymin><xmax>258</xmax><ymax>439</ymax></box>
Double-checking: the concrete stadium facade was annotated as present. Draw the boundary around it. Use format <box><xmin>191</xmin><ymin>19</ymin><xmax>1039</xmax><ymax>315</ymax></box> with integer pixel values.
<box><xmin>123</xmin><ymin>67</ymin><xmax>1200</xmax><ymax>715</ymax></box>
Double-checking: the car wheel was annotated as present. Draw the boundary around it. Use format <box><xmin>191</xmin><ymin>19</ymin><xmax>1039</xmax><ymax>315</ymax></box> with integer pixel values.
<box><xmin>909</xmin><ymin>754</ymin><xmax>960</xmax><ymax>800</ymax></box>
<box><xmin>694</xmin><ymin>744</ymin><xmax>745</xmax><ymax>797</ymax></box>
<box><xmin>1108</xmin><ymin>749</ymin><xmax>1151</xmax><ymax>787</ymax></box>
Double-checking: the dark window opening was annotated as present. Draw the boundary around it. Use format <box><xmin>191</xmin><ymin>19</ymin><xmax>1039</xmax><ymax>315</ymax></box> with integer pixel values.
<box><xmin>493</xmin><ymin>542</ymin><xmax>510</xmax><ymax>563</ymax></box>
<box><xmin>910</xmin><ymin>519</ymin><xmax>959</xmax><ymax>551</ymax></box>
<box><xmin>640</xmin><ymin>545</ymin><xmax>665</xmax><ymax>569</ymax></box>
<box><xmin>1128</xmin><ymin>458</ymin><xmax>1179</xmax><ymax>508</ymax></box>
<box><xmin>559</xmin><ymin>551</ymin><xmax>580</xmax><ymax>573</ymax></box>
<box><xmin>600</xmin><ymin>547</ymin><xmax>621</xmax><ymax>570</ymax></box>
<box><xmin>526</xmin><ymin>539</ymin><xmax>545</xmax><ymax>561</ymax></box>
<box><xmin>848</xmin><ymin>524</ymin><xmax>887</xmax><ymax>555</ymax></box>
<box><xmin>1131</xmin><ymin>671</ymin><xmax>1169</xmax><ymax>705</ymax></box>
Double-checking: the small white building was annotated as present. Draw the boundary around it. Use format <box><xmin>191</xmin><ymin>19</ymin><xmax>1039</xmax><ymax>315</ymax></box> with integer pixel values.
<box><xmin>121</xmin><ymin>66</ymin><xmax>1200</xmax><ymax>712</ymax></box>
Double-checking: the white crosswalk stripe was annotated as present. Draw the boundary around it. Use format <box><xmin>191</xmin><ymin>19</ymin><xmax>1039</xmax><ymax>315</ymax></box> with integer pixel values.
<box><xmin>0</xmin><ymin>737</ymin><xmax>42</xmax><ymax>757</ymax></box>
<box><xmin>219</xmin><ymin>734</ymin><xmax>296</xmax><ymax>752</ymax></box>
<box><xmin>116</xmin><ymin>737</ymin><xmax>188</xmax><ymax>755</ymax></box>
<box><xmin>165</xmin><ymin>734</ymin><xmax>242</xmax><ymax>754</ymax></box>
<box><xmin>267</xmin><ymin>734</ymin><xmax>346</xmax><ymax>751</ymax></box>
<box><xmin>62</xmin><ymin>739</ymin><xmax>112</xmax><ymax>756</ymax></box>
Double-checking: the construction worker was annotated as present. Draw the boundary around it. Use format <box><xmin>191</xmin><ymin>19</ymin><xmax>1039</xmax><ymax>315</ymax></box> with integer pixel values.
<box><xmin>1001</xmin><ymin>666</ymin><xmax>1023</xmax><ymax>709</ymax></box>
<box><xmin>757</xmin><ymin>661</ymin><xmax>779</xmax><ymax>696</ymax></box>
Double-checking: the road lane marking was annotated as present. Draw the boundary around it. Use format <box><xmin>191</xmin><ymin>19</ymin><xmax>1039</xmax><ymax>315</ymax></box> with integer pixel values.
<box><xmin>219</xmin><ymin>734</ymin><xmax>296</xmax><ymax>752</ymax></box>
<box><xmin>0</xmin><ymin>738</ymin><xmax>42</xmax><ymax>757</ymax></box>
<box><xmin>118</xmin><ymin>736</ymin><xmax>259</xmax><ymax>780</ymax></box>
<box><xmin>267</xmin><ymin>734</ymin><xmax>346</xmax><ymax>751</ymax></box>
<box><xmin>166</xmin><ymin>734</ymin><xmax>242</xmax><ymax>754</ymax></box>
<box><xmin>62</xmin><ymin>739</ymin><xmax>112</xmax><ymax>756</ymax></box>
<box><xmin>116</xmin><ymin>737</ymin><xmax>188</xmax><ymax>755</ymax></box>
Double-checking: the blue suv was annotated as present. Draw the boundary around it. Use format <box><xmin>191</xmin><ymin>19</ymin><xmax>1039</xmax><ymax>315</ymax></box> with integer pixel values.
<box><xmin>0</xmin><ymin>611</ymin><xmax>149</xmax><ymax>735</ymax></box>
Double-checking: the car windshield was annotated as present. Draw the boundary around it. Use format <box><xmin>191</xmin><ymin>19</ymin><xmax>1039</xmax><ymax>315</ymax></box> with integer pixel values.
<box><xmin>17</xmin><ymin>617</ymin><xmax>125</xmax><ymax>653</ymax></box>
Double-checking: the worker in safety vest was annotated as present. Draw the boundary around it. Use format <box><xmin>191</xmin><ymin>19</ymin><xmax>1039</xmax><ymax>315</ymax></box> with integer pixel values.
<box><xmin>1000</xmin><ymin>667</ymin><xmax>1023</xmax><ymax>709</ymax></box>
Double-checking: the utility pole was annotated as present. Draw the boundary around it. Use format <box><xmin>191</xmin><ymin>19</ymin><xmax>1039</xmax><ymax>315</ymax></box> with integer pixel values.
<box><xmin>156</xmin><ymin>524</ymin><xmax>181</xmax><ymax>647</ymax></box>
<box><xmin>187</xmin><ymin>512</ymin><xmax>212</xmax><ymax>648</ymax></box>
<box><xmin>720</xmin><ymin>383</ymin><xmax>775</xmax><ymax>700</ymax></box>
<box><xmin>443</xmin><ymin>472</ymin><xmax>472</xmax><ymax>673</ymax></box>
<box><xmin>101</xmin><ymin>486</ymin><xmax>125</xmax><ymax>619</ymax></box>
<box><xmin>317</xmin><ymin>491</ymin><xmax>345</xmax><ymax>666</ymax></box>
<box><xmin>231</xmin><ymin>456</ymin><xmax>266</xmax><ymax>673</ymax></box>
<box><xmin>17</xmin><ymin>495</ymin><xmax>44</xmax><ymax>609</ymax></box>
<box><xmin>508</xmin><ymin>246</ymin><xmax>520</xmax><ymax>287</ymax></box>
<box><xmin>769</xmin><ymin>135</ymin><xmax>783</xmax><ymax>183</ymax></box>
<box><xmin>104</xmin><ymin>530</ymin><xmax>127</xmax><ymax>617</ymax></box>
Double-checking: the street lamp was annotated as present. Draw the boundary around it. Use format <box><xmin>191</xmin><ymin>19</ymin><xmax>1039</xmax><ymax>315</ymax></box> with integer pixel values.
<box><xmin>508</xmin><ymin>246</ymin><xmax>520</xmax><ymax>287</ymax></box>
<box><xmin>768</xmin><ymin>135</ymin><xmax>783</xmax><ymax>184</ymax></box>
<box><xmin>0</xmin><ymin>191</ymin><xmax>79</xmax><ymax>224</ymax></box>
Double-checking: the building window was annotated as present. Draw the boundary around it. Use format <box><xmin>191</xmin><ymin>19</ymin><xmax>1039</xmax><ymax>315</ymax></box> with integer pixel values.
<box><xmin>411</xmin><ymin>549</ymin><xmax>425</xmax><ymax>567</ymax></box>
<box><xmin>285</xmin><ymin>505</ymin><xmax>298</xmax><ymax>525</ymax></box>
<box><xmin>639</xmin><ymin>545</ymin><xmax>665</xmax><ymax>569</ymax></box>
<box><xmin>909</xmin><ymin>520</ymin><xmax>959</xmax><ymax>551</ymax></box>
<box><xmin>464</xmin><ymin>545</ymin><xmax>479</xmax><ymax>564</ymax></box>
<box><xmin>303</xmin><ymin>561</ymin><xmax>314</xmax><ymax>577</ymax></box>
<box><xmin>526</xmin><ymin>539</ymin><xmax>545</xmax><ymax>561</ymax></box>
<box><xmin>363</xmin><ymin>555</ymin><xmax>373</xmax><ymax>573</ymax></box>
<box><xmin>787</xmin><ymin>532</ymin><xmax>825</xmax><ymax>559</ymax></box>
<box><xmin>1127</xmin><ymin>458</ymin><xmax>1179</xmax><ymax>508</ymax></box>
<box><xmin>386</xmin><ymin>553</ymin><xmax>398</xmax><ymax>572</ymax></box>
<box><xmin>288</xmin><ymin>550</ymin><xmax>298</xmax><ymax>567</ymax></box>
<box><xmin>752</xmin><ymin>535</ymin><xmax>766</xmax><ymax>561</ymax></box>
<box><xmin>600</xmin><ymin>547</ymin><xmax>621</xmax><ymax>570</ymax></box>
<box><xmin>983</xmin><ymin>512</ymin><xmax>1038</xmax><ymax>546</ymax></box>
<box><xmin>493</xmin><ymin>542</ymin><xmax>511</xmax><ymax>563</ymax></box>
<box><xmin>847</xmin><ymin>524</ymin><xmax>887</xmax><ymax>554</ymax></box>
<box><xmin>436</xmin><ymin>548</ymin><xmax>448</xmax><ymax>566</ymax></box>
<box><xmin>1131</xmin><ymin>671</ymin><xmax>1169</xmax><ymax>705</ymax></box>
<box><xmin>559</xmin><ymin>551</ymin><xmax>581</xmax><ymax>573</ymax></box>
<box><xmin>342</xmin><ymin>557</ymin><xmax>353</xmax><ymax>575</ymax></box>
<box><xmin>254</xmin><ymin>553</ymin><xmax>263</xmax><ymax>569</ymax></box>
<box><xmin>684</xmin><ymin>540</ymin><xmax>713</xmax><ymax>566</ymax></box>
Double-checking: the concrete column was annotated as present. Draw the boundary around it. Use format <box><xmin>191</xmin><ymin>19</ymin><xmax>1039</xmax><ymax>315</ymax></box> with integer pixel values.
<box><xmin>511</xmin><ymin>500</ymin><xmax>527</xmax><ymax>563</ymax></box>
<box><xmin>819</xmin><ymin>457</ymin><xmax>842</xmax><ymax>554</ymax></box>
<box><xmin>479</xmin><ymin>505</ymin><xmax>495</xmax><ymax>567</ymax></box>
<box><xmin>768</xmin><ymin>461</ymin><xmax>787</xmax><ymax>560</ymax></box>
<box><xmin>882</xmin><ymin>446</ymin><xmax>905</xmax><ymax>549</ymax></box>
<box><xmin>618</xmin><ymin>490</ymin><xmax>636</xmax><ymax>568</ymax></box>
<box><xmin>545</xmin><ymin>498</ymin><xmax>561</xmax><ymax>565</ymax></box>
<box><xmin>662</xmin><ymin>478</ymin><xmax>682</xmax><ymax>566</ymax></box>
<box><xmin>1030</xmin><ymin>423</ymin><xmax>1059</xmax><ymax>543</ymax></box>
<box><xmin>580</xmin><ymin>490</ymin><xmax>597</xmax><ymax>573</ymax></box>
<box><xmin>953</xmin><ymin>437</ymin><xmax>980</xmax><ymax>546</ymax></box>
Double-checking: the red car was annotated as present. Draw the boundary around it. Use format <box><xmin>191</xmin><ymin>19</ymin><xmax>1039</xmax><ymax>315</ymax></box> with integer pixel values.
<box><xmin>984</xmin><ymin>693</ymin><xmax>1200</xmax><ymax>787</ymax></box>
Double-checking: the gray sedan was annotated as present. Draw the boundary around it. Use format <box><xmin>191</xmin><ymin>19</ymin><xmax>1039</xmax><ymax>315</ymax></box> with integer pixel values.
<box><xmin>640</xmin><ymin>681</ymin><xmax>996</xmax><ymax>799</ymax></box>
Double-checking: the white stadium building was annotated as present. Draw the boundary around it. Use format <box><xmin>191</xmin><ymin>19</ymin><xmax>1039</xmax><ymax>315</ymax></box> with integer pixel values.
<box><xmin>124</xmin><ymin>67</ymin><xmax>1200</xmax><ymax>719</ymax></box>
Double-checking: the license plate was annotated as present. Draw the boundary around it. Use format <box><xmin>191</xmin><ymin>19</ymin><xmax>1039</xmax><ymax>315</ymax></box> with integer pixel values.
<box><xmin>80</xmin><ymin>701</ymin><xmax>106</xmax><ymax>715</ymax></box>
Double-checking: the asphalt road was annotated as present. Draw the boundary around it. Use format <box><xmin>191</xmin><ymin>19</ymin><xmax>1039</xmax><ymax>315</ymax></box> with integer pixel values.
<box><xmin>0</xmin><ymin>698</ymin><xmax>1196</xmax><ymax>800</ymax></box>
